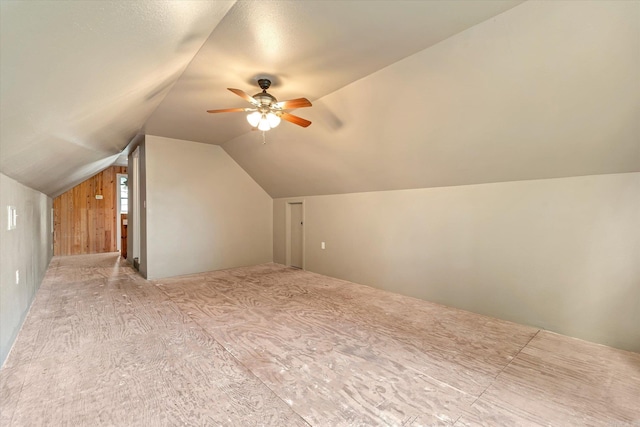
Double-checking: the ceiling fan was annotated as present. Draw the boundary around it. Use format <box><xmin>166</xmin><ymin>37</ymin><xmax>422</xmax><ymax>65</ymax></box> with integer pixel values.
<box><xmin>207</xmin><ymin>78</ymin><xmax>312</xmax><ymax>131</ymax></box>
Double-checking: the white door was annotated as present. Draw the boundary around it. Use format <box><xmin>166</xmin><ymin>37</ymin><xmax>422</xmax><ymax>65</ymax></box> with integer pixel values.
<box><xmin>289</xmin><ymin>203</ymin><xmax>303</xmax><ymax>268</ymax></box>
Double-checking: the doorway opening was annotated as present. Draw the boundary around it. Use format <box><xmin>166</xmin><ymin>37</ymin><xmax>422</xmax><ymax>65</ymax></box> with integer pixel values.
<box><xmin>285</xmin><ymin>201</ymin><xmax>304</xmax><ymax>269</ymax></box>
<box><xmin>116</xmin><ymin>173</ymin><xmax>128</xmax><ymax>253</ymax></box>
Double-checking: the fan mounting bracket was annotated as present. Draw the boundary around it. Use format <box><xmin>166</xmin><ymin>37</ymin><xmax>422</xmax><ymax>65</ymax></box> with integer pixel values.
<box><xmin>257</xmin><ymin>78</ymin><xmax>272</xmax><ymax>91</ymax></box>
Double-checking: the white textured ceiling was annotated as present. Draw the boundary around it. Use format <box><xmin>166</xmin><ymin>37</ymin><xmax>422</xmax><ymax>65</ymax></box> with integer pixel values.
<box><xmin>1</xmin><ymin>0</ymin><xmax>638</xmax><ymax>198</ymax></box>
<box><xmin>144</xmin><ymin>0</ymin><xmax>525</xmax><ymax>145</ymax></box>
<box><xmin>0</xmin><ymin>0</ymin><xmax>523</xmax><ymax>196</ymax></box>
<box><xmin>225</xmin><ymin>0</ymin><xmax>640</xmax><ymax>198</ymax></box>
<box><xmin>0</xmin><ymin>0</ymin><xmax>234</xmax><ymax>196</ymax></box>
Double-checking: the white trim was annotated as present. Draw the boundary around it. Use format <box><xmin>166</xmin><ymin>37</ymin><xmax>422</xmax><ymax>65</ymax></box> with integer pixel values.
<box><xmin>132</xmin><ymin>147</ymin><xmax>140</xmax><ymax>263</ymax></box>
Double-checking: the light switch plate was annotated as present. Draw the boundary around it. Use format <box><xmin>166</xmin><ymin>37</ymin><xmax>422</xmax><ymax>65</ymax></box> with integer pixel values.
<box><xmin>7</xmin><ymin>206</ymin><xmax>17</xmax><ymax>230</ymax></box>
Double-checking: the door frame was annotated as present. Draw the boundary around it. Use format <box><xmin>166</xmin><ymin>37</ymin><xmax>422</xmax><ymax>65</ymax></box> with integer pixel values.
<box><xmin>115</xmin><ymin>173</ymin><xmax>127</xmax><ymax>252</ymax></box>
<box><xmin>285</xmin><ymin>200</ymin><xmax>305</xmax><ymax>269</ymax></box>
<box><xmin>132</xmin><ymin>147</ymin><xmax>140</xmax><ymax>264</ymax></box>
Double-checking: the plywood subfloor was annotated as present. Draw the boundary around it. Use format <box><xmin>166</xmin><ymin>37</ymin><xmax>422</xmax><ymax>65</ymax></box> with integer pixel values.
<box><xmin>2</xmin><ymin>254</ymin><xmax>639</xmax><ymax>426</ymax></box>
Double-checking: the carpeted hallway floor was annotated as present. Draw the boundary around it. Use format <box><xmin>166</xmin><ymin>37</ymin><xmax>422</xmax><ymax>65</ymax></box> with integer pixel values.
<box><xmin>1</xmin><ymin>253</ymin><xmax>639</xmax><ymax>426</ymax></box>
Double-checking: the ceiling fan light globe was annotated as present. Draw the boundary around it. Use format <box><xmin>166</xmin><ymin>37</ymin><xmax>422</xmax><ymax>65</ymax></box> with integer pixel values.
<box><xmin>266</xmin><ymin>112</ymin><xmax>281</xmax><ymax>128</ymax></box>
<box><xmin>247</xmin><ymin>111</ymin><xmax>261</xmax><ymax>127</ymax></box>
<box><xmin>258</xmin><ymin>117</ymin><xmax>271</xmax><ymax>131</ymax></box>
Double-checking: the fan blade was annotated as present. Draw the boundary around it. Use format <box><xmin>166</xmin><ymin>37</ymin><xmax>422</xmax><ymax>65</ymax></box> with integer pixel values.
<box><xmin>206</xmin><ymin>107</ymin><xmax>251</xmax><ymax>113</ymax></box>
<box><xmin>228</xmin><ymin>88</ymin><xmax>258</xmax><ymax>105</ymax></box>
<box><xmin>281</xmin><ymin>112</ymin><xmax>311</xmax><ymax>128</ymax></box>
<box><xmin>274</xmin><ymin>97</ymin><xmax>312</xmax><ymax>109</ymax></box>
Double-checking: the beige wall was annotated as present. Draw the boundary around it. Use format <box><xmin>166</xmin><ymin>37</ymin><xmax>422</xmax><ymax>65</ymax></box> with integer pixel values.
<box><xmin>274</xmin><ymin>173</ymin><xmax>640</xmax><ymax>352</ymax></box>
<box><xmin>0</xmin><ymin>173</ymin><xmax>52</xmax><ymax>366</ymax></box>
<box><xmin>143</xmin><ymin>136</ymin><xmax>272</xmax><ymax>279</ymax></box>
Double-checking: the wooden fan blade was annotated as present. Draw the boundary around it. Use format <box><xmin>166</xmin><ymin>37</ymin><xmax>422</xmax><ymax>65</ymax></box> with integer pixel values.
<box><xmin>206</xmin><ymin>107</ymin><xmax>251</xmax><ymax>113</ymax></box>
<box><xmin>228</xmin><ymin>88</ymin><xmax>257</xmax><ymax>104</ymax></box>
<box><xmin>274</xmin><ymin>97</ymin><xmax>312</xmax><ymax>109</ymax></box>
<box><xmin>281</xmin><ymin>112</ymin><xmax>311</xmax><ymax>128</ymax></box>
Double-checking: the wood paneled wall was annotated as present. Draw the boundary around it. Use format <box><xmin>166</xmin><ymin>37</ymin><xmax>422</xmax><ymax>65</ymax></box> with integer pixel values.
<box><xmin>53</xmin><ymin>166</ymin><xmax>127</xmax><ymax>256</ymax></box>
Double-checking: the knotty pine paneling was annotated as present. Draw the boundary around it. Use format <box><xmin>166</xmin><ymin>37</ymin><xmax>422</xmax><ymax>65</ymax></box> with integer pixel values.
<box><xmin>53</xmin><ymin>166</ymin><xmax>127</xmax><ymax>255</ymax></box>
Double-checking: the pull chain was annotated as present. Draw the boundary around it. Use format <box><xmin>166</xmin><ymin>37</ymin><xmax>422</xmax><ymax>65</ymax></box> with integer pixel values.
<box><xmin>262</xmin><ymin>131</ymin><xmax>267</xmax><ymax>144</ymax></box>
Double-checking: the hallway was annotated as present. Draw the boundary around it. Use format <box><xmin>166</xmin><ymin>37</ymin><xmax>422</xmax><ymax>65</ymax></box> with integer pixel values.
<box><xmin>1</xmin><ymin>254</ymin><xmax>639</xmax><ymax>426</ymax></box>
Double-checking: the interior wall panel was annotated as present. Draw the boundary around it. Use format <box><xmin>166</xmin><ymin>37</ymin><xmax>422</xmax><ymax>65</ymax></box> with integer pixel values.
<box><xmin>53</xmin><ymin>166</ymin><xmax>127</xmax><ymax>256</ymax></box>
<box><xmin>0</xmin><ymin>173</ymin><xmax>52</xmax><ymax>366</ymax></box>
<box><xmin>274</xmin><ymin>173</ymin><xmax>640</xmax><ymax>353</ymax></box>
<box><xmin>143</xmin><ymin>135</ymin><xmax>272</xmax><ymax>280</ymax></box>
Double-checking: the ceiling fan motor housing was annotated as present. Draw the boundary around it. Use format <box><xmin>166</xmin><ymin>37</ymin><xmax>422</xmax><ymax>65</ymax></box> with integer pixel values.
<box><xmin>253</xmin><ymin>92</ymin><xmax>277</xmax><ymax>107</ymax></box>
<box><xmin>254</xmin><ymin>79</ymin><xmax>277</xmax><ymax>107</ymax></box>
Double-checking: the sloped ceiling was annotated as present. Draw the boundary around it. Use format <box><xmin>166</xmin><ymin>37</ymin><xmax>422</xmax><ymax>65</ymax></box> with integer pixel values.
<box><xmin>1</xmin><ymin>0</ymin><xmax>522</xmax><ymax>196</ymax></box>
<box><xmin>143</xmin><ymin>0</ymin><xmax>525</xmax><ymax>146</ymax></box>
<box><xmin>0</xmin><ymin>0</ymin><xmax>235</xmax><ymax>196</ymax></box>
<box><xmin>224</xmin><ymin>0</ymin><xmax>640</xmax><ymax>197</ymax></box>
<box><xmin>1</xmin><ymin>1</ymin><xmax>638</xmax><ymax>199</ymax></box>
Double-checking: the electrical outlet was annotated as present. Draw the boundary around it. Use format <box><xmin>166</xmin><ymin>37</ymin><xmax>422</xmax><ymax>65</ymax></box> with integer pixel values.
<box><xmin>321</xmin><ymin>242</ymin><xmax>326</xmax><ymax>250</ymax></box>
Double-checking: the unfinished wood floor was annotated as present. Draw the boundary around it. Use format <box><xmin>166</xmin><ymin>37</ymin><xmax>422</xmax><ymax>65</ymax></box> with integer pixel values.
<box><xmin>1</xmin><ymin>254</ymin><xmax>639</xmax><ymax>426</ymax></box>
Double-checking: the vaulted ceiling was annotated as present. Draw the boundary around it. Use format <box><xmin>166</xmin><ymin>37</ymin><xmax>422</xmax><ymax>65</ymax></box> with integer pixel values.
<box><xmin>1</xmin><ymin>1</ymin><xmax>638</xmax><ymax>198</ymax></box>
